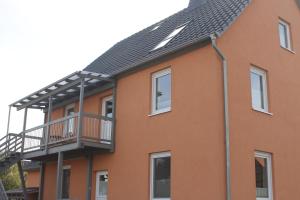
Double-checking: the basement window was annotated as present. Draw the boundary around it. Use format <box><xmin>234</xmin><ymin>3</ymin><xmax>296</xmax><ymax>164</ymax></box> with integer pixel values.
<box><xmin>62</xmin><ymin>166</ymin><xmax>71</xmax><ymax>200</ymax></box>
<box><xmin>150</xmin><ymin>152</ymin><xmax>171</xmax><ymax>200</ymax></box>
<box><xmin>279</xmin><ymin>19</ymin><xmax>292</xmax><ymax>50</ymax></box>
<box><xmin>152</xmin><ymin>23</ymin><xmax>188</xmax><ymax>51</ymax></box>
<box><xmin>96</xmin><ymin>171</ymin><xmax>108</xmax><ymax>200</ymax></box>
<box><xmin>255</xmin><ymin>152</ymin><xmax>273</xmax><ymax>200</ymax></box>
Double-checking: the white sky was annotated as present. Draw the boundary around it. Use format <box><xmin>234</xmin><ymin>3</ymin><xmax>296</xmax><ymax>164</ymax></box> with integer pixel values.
<box><xmin>0</xmin><ymin>0</ymin><xmax>188</xmax><ymax>137</ymax></box>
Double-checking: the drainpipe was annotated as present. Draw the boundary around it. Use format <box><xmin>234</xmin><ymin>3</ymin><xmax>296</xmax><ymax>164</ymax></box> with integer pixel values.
<box><xmin>210</xmin><ymin>34</ymin><xmax>231</xmax><ymax>200</ymax></box>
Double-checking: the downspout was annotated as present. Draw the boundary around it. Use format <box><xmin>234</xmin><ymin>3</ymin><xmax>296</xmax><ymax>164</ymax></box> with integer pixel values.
<box><xmin>210</xmin><ymin>34</ymin><xmax>231</xmax><ymax>200</ymax></box>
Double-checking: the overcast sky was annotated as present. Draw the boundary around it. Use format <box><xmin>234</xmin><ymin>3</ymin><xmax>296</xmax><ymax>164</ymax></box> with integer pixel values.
<box><xmin>0</xmin><ymin>0</ymin><xmax>188</xmax><ymax>137</ymax></box>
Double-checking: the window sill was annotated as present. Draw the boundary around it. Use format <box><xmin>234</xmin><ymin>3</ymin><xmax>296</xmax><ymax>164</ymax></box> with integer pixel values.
<box><xmin>149</xmin><ymin>108</ymin><xmax>171</xmax><ymax>117</ymax></box>
<box><xmin>252</xmin><ymin>108</ymin><xmax>273</xmax><ymax>116</ymax></box>
<box><xmin>280</xmin><ymin>46</ymin><xmax>296</xmax><ymax>54</ymax></box>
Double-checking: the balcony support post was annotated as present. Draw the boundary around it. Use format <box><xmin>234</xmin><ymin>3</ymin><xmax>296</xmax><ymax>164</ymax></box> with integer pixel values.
<box><xmin>86</xmin><ymin>153</ymin><xmax>93</xmax><ymax>200</ymax></box>
<box><xmin>38</xmin><ymin>162</ymin><xmax>45</xmax><ymax>200</ymax></box>
<box><xmin>56</xmin><ymin>152</ymin><xmax>64</xmax><ymax>200</ymax></box>
<box><xmin>77</xmin><ymin>78</ymin><xmax>85</xmax><ymax>148</ymax></box>
<box><xmin>21</xmin><ymin>108</ymin><xmax>28</xmax><ymax>154</ymax></box>
<box><xmin>5</xmin><ymin>106</ymin><xmax>12</xmax><ymax>153</ymax></box>
<box><xmin>111</xmin><ymin>80</ymin><xmax>117</xmax><ymax>152</ymax></box>
<box><xmin>6</xmin><ymin>106</ymin><xmax>11</xmax><ymax>135</ymax></box>
<box><xmin>17</xmin><ymin>161</ymin><xmax>28</xmax><ymax>200</ymax></box>
<box><xmin>45</xmin><ymin>97</ymin><xmax>53</xmax><ymax>154</ymax></box>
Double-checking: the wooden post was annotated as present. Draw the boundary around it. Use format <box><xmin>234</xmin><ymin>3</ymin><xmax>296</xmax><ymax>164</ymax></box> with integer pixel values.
<box><xmin>45</xmin><ymin>97</ymin><xmax>53</xmax><ymax>153</ymax></box>
<box><xmin>56</xmin><ymin>152</ymin><xmax>64</xmax><ymax>200</ymax></box>
<box><xmin>86</xmin><ymin>154</ymin><xmax>93</xmax><ymax>200</ymax></box>
<box><xmin>77</xmin><ymin>78</ymin><xmax>85</xmax><ymax>148</ymax></box>
<box><xmin>17</xmin><ymin>161</ymin><xmax>28</xmax><ymax>200</ymax></box>
<box><xmin>21</xmin><ymin>108</ymin><xmax>28</xmax><ymax>154</ymax></box>
<box><xmin>38</xmin><ymin>162</ymin><xmax>45</xmax><ymax>200</ymax></box>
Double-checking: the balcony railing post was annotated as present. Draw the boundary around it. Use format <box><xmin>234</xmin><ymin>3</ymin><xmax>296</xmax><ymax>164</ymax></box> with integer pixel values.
<box><xmin>45</xmin><ymin>96</ymin><xmax>53</xmax><ymax>154</ymax></box>
<box><xmin>77</xmin><ymin>78</ymin><xmax>85</xmax><ymax>148</ymax></box>
<box><xmin>21</xmin><ymin>108</ymin><xmax>28</xmax><ymax>154</ymax></box>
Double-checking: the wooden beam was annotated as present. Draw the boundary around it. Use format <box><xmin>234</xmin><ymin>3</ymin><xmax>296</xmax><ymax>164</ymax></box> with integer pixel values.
<box><xmin>56</xmin><ymin>152</ymin><xmax>64</xmax><ymax>199</ymax></box>
<box><xmin>17</xmin><ymin>161</ymin><xmax>28</xmax><ymax>200</ymax></box>
<box><xmin>38</xmin><ymin>162</ymin><xmax>45</xmax><ymax>200</ymax></box>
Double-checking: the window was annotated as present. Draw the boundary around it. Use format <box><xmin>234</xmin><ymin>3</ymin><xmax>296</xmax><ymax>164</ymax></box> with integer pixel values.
<box><xmin>250</xmin><ymin>67</ymin><xmax>269</xmax><ymax>112</ymax></box>
<box><xmin>62</xmin><ymin>166</ymin><xmax>71</xmax><ymax>200</ymax></box>
<box><xmin>152</xmin><ymin>23</ymin><xmax>188</xmax><ymax>51</ymax></box>
<box><xmin>150</xmin><ymin>152</ymin><xmax>171</xmax><ymax>200</ymax></box>
<box><xmin>64</xmin><ymin>104</ymin><xmax>75</xmax><ymax>137</ymax></box>
<box><xmin>101</xmin><ymin>96</ymin><xmax>113</xmax><ymax>143</ymax></box>
<box><xmin>96</xmin><ymin>171</ymin><xmax>108</xmax><ymax>200</ymax></box>
<box><xmin>279</xmin><ymin>19</ymin><xmax>292</xmax><ymax>50</ymax></box>
<box><xmin>152</xmin><ymin>69</ymin><xmax>171</xmax><ymax>114</ymax></box>
<box><xmin>255</xmin><ymin>152</ymin><xmax>273</xmax><ymax>200</ymax></box>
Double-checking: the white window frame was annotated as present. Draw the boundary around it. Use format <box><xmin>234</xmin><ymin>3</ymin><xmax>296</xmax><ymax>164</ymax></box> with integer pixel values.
<box><xmin>151</xmin><ymin>69</ymin><xmax>172</xmax><ymax>115</ymax></box>
<box><xmin>150</xmin><ymin>152</ymin><xmax>171</xmax><ymax>200</ymax></box>
<box><xmin>255</xmin><ymin>152</ymin><xmax>273</xmax><ymax>200</ymax></box>
<box><xmin>101</xmin><ymin>96</ymin><xmax>113</xmax><ymax>143</ymax></box>
<box><xmin>96</xmin><ymin>170</ymin><xmax>108</xmax><ymax>200</ymax></box>
<box><xmin>250</xmin><ymin>67</ymin><xmax>269</xmax><ymax>113</ymax></box>
<box><xmin>279</xmin><ymin>19</ymin><xmax>292</xmax><ymax>50</ymax></box>
<box><xmin>62</xmin><ymin>165</ymin><xmax>71</xmax><ymax>200</ymax></box>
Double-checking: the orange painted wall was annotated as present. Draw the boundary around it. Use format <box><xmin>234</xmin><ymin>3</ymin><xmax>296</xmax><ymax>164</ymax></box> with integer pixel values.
<box><xmin>41</xmin><ymin>0</ymin><xmax>300</xmax><ymax>200</ymax></box>
<box><xmin>26</xmin><ymin>170</ymin><xmax>40</xmax><ymax>187</ymax></box>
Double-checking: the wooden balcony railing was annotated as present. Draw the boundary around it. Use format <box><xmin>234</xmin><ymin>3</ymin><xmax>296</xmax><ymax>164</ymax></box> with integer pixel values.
<box><xmin>21</xmin><ymin>112</ymin><xmax>113</xmax><ymax>153</ymax></box>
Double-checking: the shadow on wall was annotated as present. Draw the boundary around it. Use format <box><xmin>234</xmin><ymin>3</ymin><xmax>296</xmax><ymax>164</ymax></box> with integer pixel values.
<box><xmin>296</xmin><ymin>0</ymin><xmax>300</xmax><ymax>8</ymax></box>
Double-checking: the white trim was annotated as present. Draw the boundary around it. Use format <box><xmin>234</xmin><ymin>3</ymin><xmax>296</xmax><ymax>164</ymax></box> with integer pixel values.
<box><xmin>250</xmin><ymin>67</ymin><xmax>269</xmax><ymax>113</ymax></box>
<box><xmin>150</xmin><ymin>152</ymin><xmax>171</xmax><ymax>200</ymax></box>
<box><xmin>96</xmin><ymin>171</ymin><xmax>108</xmax><ymax>200</ymax></box>
<box><xmin>151</xmin><ymin>69</ymin><xmax>172</xmax><ymax>115</ymax></box>
<box><xmin>63</xmin><ymin>165</ymin><xmax>71</xmax><ymax>170</ymax></box>
<box><xmin>279</xmin><ymin>19</ymin><xmax>292</xmax><ymax>50</ymax></box>
<box><xmin>255</xmin><ymin>152</ymin><xmax>273</xmax><ymax>200</ymax></box>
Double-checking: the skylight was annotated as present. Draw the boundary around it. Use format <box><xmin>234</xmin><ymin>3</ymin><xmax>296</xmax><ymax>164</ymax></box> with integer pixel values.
<box><xmin>150</xmin><ymin>23</ymin><xmax>162</xmax><ymax>32</ymax></box>
<box><xmin>152</xmin><ymin>24</ymin><xmax>188</xmax><ymax>51</ymax></box>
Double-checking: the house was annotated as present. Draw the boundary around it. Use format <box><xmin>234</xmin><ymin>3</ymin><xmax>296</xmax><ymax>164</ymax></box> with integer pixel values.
<box><xmin>1</xmin><ymin>0</ymin><xmax>300</xmax><ymax>199</ymax></box>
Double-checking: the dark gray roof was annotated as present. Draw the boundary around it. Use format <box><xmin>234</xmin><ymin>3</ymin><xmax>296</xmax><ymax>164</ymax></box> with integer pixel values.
<box><xmin>84</xmin><ymin>0</ymin><xmax>251</xmax><ymax>76</ymax></box>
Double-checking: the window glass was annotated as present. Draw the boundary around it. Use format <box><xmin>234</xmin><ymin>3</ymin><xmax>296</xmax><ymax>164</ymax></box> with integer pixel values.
<box><xmin>279</xmin><ymin>23</ymin><xmax>288</xmax><ymax>48</ymax></box>
<box><xmin>251</xmin><ymin>72</ymin><xmax>265</xmax><ymax>109</ymax></box>
<box><xmin>62</xmin><ymin>168</ymin><xmax>71</xmax><ymax>199</ymax></box>
<box><xmin>255</xmin><ymin>157</ymin><xmax>269</xmax><ymax>198</ymax></box>
<box><xmin>153</xmin><ymin>156</ymin><xmax>171</xmax><ymax>198</ymax></box>
<box><xmin>250</xmin><ymin>68</ymin><xmax>268</xmax><ymax>112</ymax></box>
<box><xmin>98</xmin><ymin>173</ymin><xmax>108</xmax><ymax>196</ymax></box>
<box><xmin>155</xmin><ymin>73</ymin><xmax>171</xmax><ymax>111</ymax></box>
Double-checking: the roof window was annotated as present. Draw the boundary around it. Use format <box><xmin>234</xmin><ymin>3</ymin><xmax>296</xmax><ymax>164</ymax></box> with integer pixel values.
<box><xmin>152</xmin><ymin>23</ymin><xmax>188</xmax><ymax>51</ymax></box>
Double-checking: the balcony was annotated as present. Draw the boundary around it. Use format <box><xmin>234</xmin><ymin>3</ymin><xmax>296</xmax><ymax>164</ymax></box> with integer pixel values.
<box><xmin>2</xmin><ymin>71</ymin><xmax>116</xmax><ymax>160</ymax></box>
<box><xmin>22</xmin><ymin>112</ymin><xmax>113</xmax><ymax>158</ymax></box>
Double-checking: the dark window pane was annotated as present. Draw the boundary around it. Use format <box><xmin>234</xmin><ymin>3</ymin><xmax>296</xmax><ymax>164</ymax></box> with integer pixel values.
<box><xmin>62</xmin><ymin>169</ymin><xmax>71</xmax><ymax>199</ymax></box>
<box><xmin>255</xmin><ymin>157</ymin><xmax>269</xmax><ymax>198</ymax></box>
<box><xmin>154</xmin><ymin>157</ymin><xmax>171</xmax><ymax>198</ymax></box>
<box><xmin>155</xmin><ymin>74</ymin><xmax>171</xmax><ymax>110</ymax></box>
<box><xmin>105</xmin><ymin>100</ymin><xmax>113</xmax><ymax>118</ymax></box>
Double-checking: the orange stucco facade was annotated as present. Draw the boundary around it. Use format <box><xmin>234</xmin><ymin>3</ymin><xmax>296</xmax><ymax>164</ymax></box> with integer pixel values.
<box><xmin>26</xmin><ymin>0</ymin><xmax>300</xmax><ymax>199</ymax></box>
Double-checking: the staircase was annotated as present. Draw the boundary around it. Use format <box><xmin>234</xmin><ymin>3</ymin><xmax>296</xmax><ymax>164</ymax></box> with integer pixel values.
<box><xmin>0</xmin><ymin>180</ymin><xmax>8</xmax><ymax>200</ymax></box>
<box><xmin>0</xmin><ymin>133</ymin><xmax>23</xmax><ymax>172</ymax></box>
